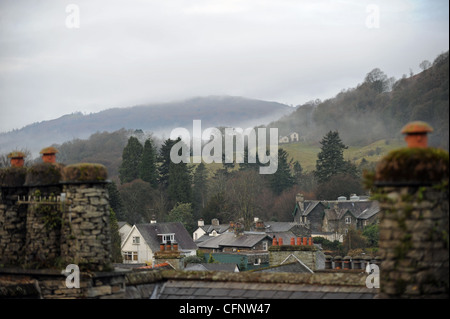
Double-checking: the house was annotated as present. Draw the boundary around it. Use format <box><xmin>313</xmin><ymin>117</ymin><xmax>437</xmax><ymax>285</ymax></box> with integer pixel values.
<box><xmin>278</xmin><ymin>132</ymin><xmax>300</xmax><ymax>144</ymax></box>
<box><xmin>292</xmin><ymin>194</ymin><xmax>379</xmax><ymax>241</ymax></box>
<box><xmin>288</xmin><ymin>132</ymin><xmax>299</xmax><ymax>142</ymax></box>
<box><xmin>193</xmin><ymin>218</ymin><xmax>230</xmax><ymax>242</ymax></box>
<box><xmin>197</xmin><ymin>231</ymin><xmax>272</xmax><ymax>253</ymax></box>
<box><xmin>118</xmin><ymin>221</ymin><xmax>132</xmax><ymax>244</ymax></box>
<box><xmin>121</xmin><ymin>222</ymin><xmax>197</xmax><ymax>264</ymax></box>
<box><xmin>278</xmin><ymin>136</ymin><xmax>289</xmax><ymax>144</ymax></box>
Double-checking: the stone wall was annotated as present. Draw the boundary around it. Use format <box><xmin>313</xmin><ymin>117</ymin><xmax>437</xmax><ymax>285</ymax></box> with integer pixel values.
<box><xmin>0</xmin><ymin>162</ymin><xmax>112</xmax><ymax>271</ymax></box>
<box><xmin>373</xmin><ymin>147</ymin><xmax>449</xmax><ymax>298</ymax></box>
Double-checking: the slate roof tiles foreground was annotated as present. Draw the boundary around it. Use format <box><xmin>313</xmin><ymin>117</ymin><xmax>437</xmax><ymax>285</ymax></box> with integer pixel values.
<box><xmin>150</xmin><ymin>270</ymin><xmax>377</xmax><ymax>299</ymax></box>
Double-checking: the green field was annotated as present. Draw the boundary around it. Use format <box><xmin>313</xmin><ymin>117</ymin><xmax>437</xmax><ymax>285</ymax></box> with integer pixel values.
<box><xmin>280</xmin><ymin>139</ymin><xmax>404</xmax><ymax>172</ymax></box>
<box><xmin>188</xmin><ymin>138</ymin><xmax>404</xmax><ymax>175</ymax></box>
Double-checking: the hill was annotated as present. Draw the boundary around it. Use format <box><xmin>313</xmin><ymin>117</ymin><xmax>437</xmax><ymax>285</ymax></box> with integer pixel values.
<box><xmin>0</xmin><ymin>96</ymin><xmax>294</xmax><ymax>156</ymax></box>
<box><xmin>268</xmin><ymin>51</ymin><xmax>449</xmax><ymax>150</ymax></box>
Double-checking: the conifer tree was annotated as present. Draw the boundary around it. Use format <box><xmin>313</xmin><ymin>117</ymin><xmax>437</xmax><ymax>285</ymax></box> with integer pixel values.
<box><xmin>139</xmin><ymin>138</ymin><xmax>158</xmax><ymax>188</ymax></box>
<box><xmin>119</xmin><ymin>136</ymin><xmax>143</xmax><ymax>184</ymax></box>
<box><xmin>268</xmin><ymin>148</ymin><xmax>295</xmax><ymax>195</ymax></box>
<box><xmin>192</xmin><ymin>162</ymin><xmax>208</xmax><ymax>218</ymax></box>
<box><xmin>315</xmin><ymin>131</ymin><xmax>356</xmax><ymax>184</ymax></box>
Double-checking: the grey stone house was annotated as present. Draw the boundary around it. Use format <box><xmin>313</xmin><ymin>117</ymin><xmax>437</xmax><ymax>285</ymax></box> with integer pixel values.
<box><xmin>292</xmin><ymin>194</ymin><xmax>379</xmax><ymax>241</ymax></box>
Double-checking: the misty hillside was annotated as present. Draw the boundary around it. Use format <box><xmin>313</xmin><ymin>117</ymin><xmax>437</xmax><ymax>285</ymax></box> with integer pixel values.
<box><xmin>0</xmin><ymin>96</ymin><xmax>294</xmax><ymax>156</ymax></box>
<box><xmin>269</xmin><ymin>51</ymin><xmax>449</xmax><ymax>150</ymax></box>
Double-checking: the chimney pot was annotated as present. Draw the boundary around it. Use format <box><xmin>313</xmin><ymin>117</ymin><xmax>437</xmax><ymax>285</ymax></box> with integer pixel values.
<box><xmin>278</xmin><ymin>237</ymin><xmax>283</xmax><ymax>246</ymax></box>
<box><xmin>297</xmin><ymin>237</ymin><xmax>301</xmax><ymax>245</ymax></box>
<box><xmin>401</xmin><ymin>121</ymin><xmax>433</xmax><ymax>148</ymax></box>
<box><xmin>8</xmin><ymin>151</ymin><xmax>26</xmax><ymax>168</ymax></box>
<box><xmin>272</xmin><ymin>236</ymin><xmax>278</xmax><ymax>246</ymax></box>
<box><xmin>303</xmin><ymin>237</ymin><xmax>307</xmax><ymax>246</ymax></box>
<box><xmin>290</xmin><ymin>238</ymin><xmax>295</xmax><ymax>246</ymax></box>
<box><xmin>40</xmin><ymin>147</ymin><xmax>58</xmax><ymax>163</ymax></box>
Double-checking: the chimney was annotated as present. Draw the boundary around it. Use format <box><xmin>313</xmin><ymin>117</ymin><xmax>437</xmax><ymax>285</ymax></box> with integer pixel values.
<box><xmin>150</xmin><ymin>215</ymin><xmax>157</xmax><ymax>224</ymax></box>
<box><xmin>401</xmin><ymin>121</ymin><xmax>433</xmax><ymax>148</ymax></box>
<box><xmin>296</xmin><ymin>193</ymin><xmax>305</xmax><ymax>211</ymax></box>
<box><xmin>8</xmin><ymin>151</ymin><xmax>26</xmax><ymax>168</ymax></box>
<box><xmin>272</xmin><ymin>236</ymin><xmax>278</xmax><ymax>246</ymax></box>
<box><xmin>211</xmin><ymin>218</ymin><xmax>219</xmax><ymax>226</ymax></box>
<box><xmin>40</xmin><ymin>147</ymin><xmax>58</xmax><ymax>163</ymax></box>
<box><xmin>198</xmin><ymin>219</ymin><xmax>205</xmax><ymax>227</ymax></box>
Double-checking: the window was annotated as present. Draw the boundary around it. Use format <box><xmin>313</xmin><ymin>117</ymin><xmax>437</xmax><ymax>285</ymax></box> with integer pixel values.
<box><xmin>160</xmin><ymin>234</ymin><xmax>175</xmax><ymax>244</ymax></box>
<box><xmin>123</xmin><ymin>251</ymin><xmax>138</xmax><ymax>262</ymax></box>
<box><xmin>254</xmin><ymin>258</ymin><xmax>261</xmax><ymax>265</ymax></box>
<box><xmin>262</xmin><ymin>241</ymin><xmax>268</xmax><ymax>251</ymax></box>
<box><xmin>132</xmin><ymin>236</ymin><xmax>140</xmax><ymax>244</ymax></box>
<box><xmin>345</xmin><ymin>216</ymin><xmax>351</xmax><ymax>224</ymax></box>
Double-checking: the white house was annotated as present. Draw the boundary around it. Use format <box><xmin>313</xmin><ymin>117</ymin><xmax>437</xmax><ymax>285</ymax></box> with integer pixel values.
<box><xmin>278</xmin><ymin>136</ymin><xmax>289</xmax><ymax>144</ymax></box>
<box><xmin>193</xmin><ymin>218</ymin><xmax>229</xmax><ymax>242</ymax></box>
<box><xmin>121</xmin><ymin>222</ymin><xmax>197</xmax><ymax>264</ymax></box>
<box><xmin>289</xmin><ymin>132</ymin><xmax>299</xmax><ymax>142</ymax></box>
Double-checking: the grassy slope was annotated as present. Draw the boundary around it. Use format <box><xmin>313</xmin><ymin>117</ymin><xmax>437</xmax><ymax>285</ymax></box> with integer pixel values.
<box><xmin>280</xmin><ymin>139</ymin><xmax>404</xmax><ymax>172</ymax></box>
<box><xmin>189</xmin><ymin>139</ymin><xmax>405</xmax><ymax>174</ymax></box>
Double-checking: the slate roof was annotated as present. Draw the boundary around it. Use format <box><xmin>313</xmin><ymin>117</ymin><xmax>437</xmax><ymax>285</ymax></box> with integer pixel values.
<box><xmin>185</xmin><ymin>263</ymin><xmax>239</xmax><ymax>272</ymax></box>
<box><xmin>199</xmin><ymin>224</ymin><xmax>230</xmax><ymax>234</ymax></box>
<box><xmin>151</xmin><ymin>270</ymin><xmax>377</xmax><ymax>299</ymax></box>
<box><xmin>135</xmin><ymin>222</ymin><xmax>197</xmax><ymax>252</ymax></box>
<box><xmin>198</xmin><ymin>232</ymin><xmax>272</xmax><ymax>250</ymax></box>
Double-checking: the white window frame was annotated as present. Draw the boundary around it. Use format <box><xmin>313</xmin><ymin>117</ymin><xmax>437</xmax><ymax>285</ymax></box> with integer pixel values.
<box><xmin>160</xmin><ymin>233</ymin><xmax>175</xmax><ymax>244</ymax></box>
<box><xmin>123</xmin><ymin>251</ymin><xmax>138</xmax><ymax>262</ymax></box>
<box><xmin>132</xmin><ymin>236</ymin><xmax>140</xmax><ymax>244</ymax></box>
<box><xmin>345</xmin><ymin>216</ymin><xmax>351</xmax><ymax>224</ymax></box>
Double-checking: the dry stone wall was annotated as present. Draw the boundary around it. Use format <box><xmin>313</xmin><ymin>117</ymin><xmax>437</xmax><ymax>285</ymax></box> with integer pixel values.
<box><xmin>0</xmin><ymin>162</ymin><xmax>112</xmax><ymax>271</ymax></box>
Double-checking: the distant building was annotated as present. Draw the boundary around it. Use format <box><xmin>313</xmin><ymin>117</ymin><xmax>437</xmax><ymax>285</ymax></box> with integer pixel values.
<box><xmin>292</xmin><ymin>194</ymin><xmax>380</xmax><ymax>242</ymax></box>
<box><xmin>278</xmin><ymin>132</ymin><xmax>300</xmax><ymax>144</ymax></box>
<box><xmin>193</xmin><ymin>218</ymin><xmax>229</xmax><ymax>242</ymax></box>
<box><xmin>121</xmin><ymin>221</ymin><xmax>197</xmax><ymax>264</ymax></box>
<box><xmin>197</xmin><ymin>231</ymin><xmax>272</xmax><ymax>253</ymax></box>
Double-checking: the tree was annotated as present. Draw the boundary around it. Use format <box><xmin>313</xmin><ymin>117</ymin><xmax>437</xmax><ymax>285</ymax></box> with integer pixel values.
<box><xmin>119</xmin><ymin>179</ymin><xmax>156</xmax><ymax>224</ymax></box>
<box><xmin>158</xmin><ymin>138</ymin><xmax>180</xmax><ymax>187</ymax></box>
<box><xmin>226</xmin><ymin>170</ymin><xmax>266</xmax><ymax>230</ymax></box>
<box><xmin>268</xmin><ymin>148</ymin><xmax>295</xmax><ymax>195</ymax></box>
<box><xmin>315</xmin><ymin>131</ymin><xmax>356</xmax><ymax>184</ymax></box>
<box><xmin>139</xmin><ymin>138</ymin><xmax>158</xmax><ymax>188</ymax></box>
<box><xmin>342</xmin><ymin>227</ymin><xmax>367</xmax><ymax>254</ymax></box>
<box><xmin>292</xmin><ymin>160</ymin><xmax>303</xmax><ymax>184</ymax></box>
<box><xmin>119</xmin><ymin>136</ymin><xmax>143</xmax><ymax>184</ymax></box>
<box><xmin>167</xmin><ymin>161</ymin><xmax>192</xmax><ymax>207</ymax></box>
<box><xmin>362</xmin><ymin>224</ymin><xmax>379</xmax><ymax>247</ymax></box>
<box><xmin>364</xmin><ymin>68</ymin><xmax>390</xmax><ymax>93</ymax></box>
<box><xmin>192</xmin><ymin>162</ymin><xmax>208</xmax><ymax>219</ymax></box>
<box><xmin>419</xmin><ymin>60</ymin><xmax>431</xmax><ymax>71</ymax></box>
<box><xmin>167</xmin><ymin>202</ymin><xmax>195</xmax><ymax>234</ymax></box>
<box><xmin>315</xmin><ymin>173</ymin><xmax>365</xmax><ymax>200</ymax></box>
<box><xmin>109</xmin><ymin>208</ymin><xmax>123</xmax><ymax>263</ymax></box>
<box><xmin>106</xmin><ymin>181</ymin><xmax>126</xmax><ymax>221</ymax></box>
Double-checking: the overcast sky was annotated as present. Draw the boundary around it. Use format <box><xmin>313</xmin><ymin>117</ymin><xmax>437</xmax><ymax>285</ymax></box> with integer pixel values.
<box><xmin>0</xmin><ymin>0</ymin><xmax>448</xmax><ymax>133</ymax></box>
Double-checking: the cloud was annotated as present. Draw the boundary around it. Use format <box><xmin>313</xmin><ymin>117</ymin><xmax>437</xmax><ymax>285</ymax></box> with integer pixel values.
<box><xmin>0</xmin><ymin>0</ymin><xmax>448</xmax><ymax>132</ymax></box>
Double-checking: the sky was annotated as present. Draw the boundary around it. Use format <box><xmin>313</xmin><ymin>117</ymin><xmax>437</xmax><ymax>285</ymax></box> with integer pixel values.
<box><xmin>0</xmin><ymin>0</ymin><xmax>448</xmax><ymax>133</ymax></box>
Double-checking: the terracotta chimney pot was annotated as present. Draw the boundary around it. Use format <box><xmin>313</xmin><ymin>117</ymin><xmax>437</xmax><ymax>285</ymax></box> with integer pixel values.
<box><xmin>8</xmin><ymin>151</ymin><xmax>26</xmax><ymax>168</ymax></box>
<box><xmin>401</xmin><ymin>121</ymin><xmax>433</xmax><ymax>148</ymax></box>
<box><xmin>40</xmin><ymin>147</ymin><xmax>59</xmax><ymax>163</ymax></box>
<box><xmin>272</xmin><ymin>236</ymin><xmax>278</xmax><ymax>246</ymax></box>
